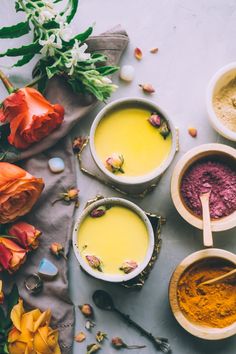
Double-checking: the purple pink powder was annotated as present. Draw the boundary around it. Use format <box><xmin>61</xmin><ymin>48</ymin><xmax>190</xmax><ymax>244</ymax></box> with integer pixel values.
<box><xmin>181</xmin><ymin>160</ymin><xmax>236</xmax><ymax>219</ymax></box>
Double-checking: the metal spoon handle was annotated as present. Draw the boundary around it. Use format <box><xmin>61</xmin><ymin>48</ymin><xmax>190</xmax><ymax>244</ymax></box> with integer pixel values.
<box><xmin>114</xmin><ymin>308</ymin><xmax>170</xmax><ymax>352</ymax></box>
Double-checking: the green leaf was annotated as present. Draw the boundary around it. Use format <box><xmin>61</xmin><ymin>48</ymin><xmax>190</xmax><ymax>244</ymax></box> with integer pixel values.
<box><xmin>13</xmin><ymin>53</ymin><xmax>35</xmax><ymax>67</ymax></box>
<box><xmin>7</xmin><ymin>284</ymin><xmax>19</xmax><ymax>317</ymax></box>
<box><xmin>0</xmin><ymin>21</ymin><xmax>30</xmax><ymax>39</ymax></box>
<box><xmin>0</xmin><ymin>307</ymin><xmax>6</xmax><ymax>330</ymax></box>
<box><xmin>96</xmin><ymin>66</ymin><xmax>119</xmax><ymax>76</ymax></box>
<box><xmin>69</xmin><ymin>26</ymin><xmax>93</xmax><ymax>44</ymax></box>
<box><xmin>66</xmin><ymin>0</ymin><xmax>79</xmax><ymax>23</ymax></box>
<box><xmin>0</xmin><ymin>42</ymin><xmax>41</xmax><ymax>58</ymax></box>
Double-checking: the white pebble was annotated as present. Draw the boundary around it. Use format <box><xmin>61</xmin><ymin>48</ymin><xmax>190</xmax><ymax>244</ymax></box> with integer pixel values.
<box><xmin>119</xmin><ymin>65</ymin><xmax>135</xmax><ymax>82</ymax></box>
<box><xmin>48</xmin><ymin>157</ymin><xmax>65</xmax><ymax>173</ymax></box>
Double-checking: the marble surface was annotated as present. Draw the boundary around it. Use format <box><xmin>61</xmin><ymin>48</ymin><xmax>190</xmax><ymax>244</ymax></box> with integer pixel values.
<box><xmin>0</xmin><ymin>1</ymin><xmax>236</xmax><ymax>353</ymax></box>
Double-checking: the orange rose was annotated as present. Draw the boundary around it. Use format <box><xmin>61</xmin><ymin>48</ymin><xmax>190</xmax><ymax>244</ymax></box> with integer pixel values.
<box><xmin>0</xmin><ymin>162</ymin><xmax>44</xmax><ymax>224</ymax></box>
<box><xmin>0</xmin><ymin>87</ymin><xmax>64</xmax><ymax>149</ymax></box>
<box><xmin>0</xmin><ymin>238</ymin><xmax>27</xmax><ymax>273</ymax></box>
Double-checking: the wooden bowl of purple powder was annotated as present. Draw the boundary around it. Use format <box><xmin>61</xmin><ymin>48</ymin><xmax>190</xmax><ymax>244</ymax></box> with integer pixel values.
<box><xmin>171</xmin><ymin>144</ymin><xmax>236</xmax><ymax>232</ymax></box>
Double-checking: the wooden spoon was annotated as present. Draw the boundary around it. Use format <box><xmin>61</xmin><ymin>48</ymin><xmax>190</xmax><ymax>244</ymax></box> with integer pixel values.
<box><xmin>200</xmin><ymin>269</ymin><xmax>236</xmax><ymax>286</ymax></box>
<box><xmin>199</xmin><ymin>191</ymin><xmax>213</xmax><ymax>247</ymax></box>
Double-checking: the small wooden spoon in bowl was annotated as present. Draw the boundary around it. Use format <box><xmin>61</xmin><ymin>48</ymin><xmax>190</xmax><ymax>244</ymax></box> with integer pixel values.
<box><xmin>200</xmin><ymin>268</ymin><xmax>236</xmax><ymax>286</ymax></box>
<box><xmin>200</xmin><ymin>191</ymin><xmax>213</xmax><ymax>247</ymax></box>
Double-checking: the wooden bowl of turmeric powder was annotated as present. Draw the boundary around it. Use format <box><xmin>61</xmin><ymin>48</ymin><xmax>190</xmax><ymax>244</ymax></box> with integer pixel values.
<box><xmin>169</xmin><ymin>248</ymin><xmax>236</xmax><ymax>340</ymax></box>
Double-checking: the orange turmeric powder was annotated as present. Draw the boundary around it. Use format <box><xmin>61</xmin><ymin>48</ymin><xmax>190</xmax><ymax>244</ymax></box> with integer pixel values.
<box><xmin>177</xmin><ymin>258</ymin><xmax>236</xmax><ymax>328</ymax></box>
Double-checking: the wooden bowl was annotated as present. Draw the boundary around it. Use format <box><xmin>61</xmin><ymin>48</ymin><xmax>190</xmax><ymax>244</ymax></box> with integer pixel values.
<box><xmin>171</xmin><ymin>143</ymin><xmax>236</xmax><ymax>232</ymax></box>
<box><xmin>169</xmin><ymin>248</ymin><xmax>236</xmax><ymax>340</ymax></box>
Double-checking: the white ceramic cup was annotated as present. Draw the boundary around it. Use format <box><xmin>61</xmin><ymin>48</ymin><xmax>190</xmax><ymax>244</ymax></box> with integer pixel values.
<box><xmin>206</xmin><ymin>62</ymin><xmax>236</xmax><ymax>141</ymax></box>
<box><xmin>89</xmin><ymin>97</ymin><xmax>177</xmax><ymax>191</ymax></box>
<box><xmin>73</xmin><ymin>197</ymin><xmax>155</xmax><ymax>283</ymax></box>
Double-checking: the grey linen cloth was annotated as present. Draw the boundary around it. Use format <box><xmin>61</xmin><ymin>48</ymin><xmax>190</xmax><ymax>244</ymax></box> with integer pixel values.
<box><xmin>1</xmin><ymin>27</ymin><xmax>129</xmax><ymax>353</ymax></box>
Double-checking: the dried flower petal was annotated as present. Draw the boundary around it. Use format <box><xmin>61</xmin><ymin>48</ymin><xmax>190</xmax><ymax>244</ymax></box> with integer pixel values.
<box><xmin>120</xmin><ymin>260</ymin><xmax>138</xmax><ymax>274</ymax></box>
<box><xmin>90</xmin><ymin>206</ymin><xmax>106</xmax><ymax>218</ymax></box>
<box><xmin>188</xmin><ymin>127</ymin><xmax>197</xmax><ymax>138</ymax></box>
<box><xmin>87</xmin><ymin>343</ymin><xmax>101</xmax><ymax>354</ymax></box>
<box><xmin>85</xmin><ymin>320</ymin><xmax>95</xmax><ymax>331</ymax></box>
<box><xmin>96</xmin><ymin>331</ymin><xmax>107</xmax><ymax>343</ymax></box>
<box><xmin>134</xmin><ymin>47</ymin><xmax>142</xmax><ymax>60</ymax></box>
<box><xmin>139</xmin><ymin>83</ymin><xmax>155</xmax><ymax>94</ymax></box>
<box><xmin>86</xmin><ymin>255</ymin><xmax>103</xmax><ymax>272</ymax></box>
<box><xmin>106</xmin><ymin>153</ymin><xmax>124</xmax><ymax>174</ymax></box>
<box><xmin>73</xmin><ymin>136</ymin><xmax>87</xmax><ymax>153</ymax></box>
<box><xmin>150</xmin><ymin>47</ymin><xmax>159</xmax><ymax>54</ymax></box>
<box><xmin>79</xmin><ymin>304</ymin><xmax>94</xmax><ymax>318</ymax></box>
<box><xmin>75</xmin><ymin>331</ymin><xmax>86</xmax><ymax>343</ymax></box>
<box><xmin>0</xmin><ymin>280</ymin><xmax>4</xmax><ymax>304</ymax></box>
<box><xmin>160</xmin><ymin>121</ymin><xmax>170</xmax><ymax>139</ymax></box>
<box><xmin>148</xmin><ymin>112</ymin><xmax>161</xmax><ymax>127</ymax></box>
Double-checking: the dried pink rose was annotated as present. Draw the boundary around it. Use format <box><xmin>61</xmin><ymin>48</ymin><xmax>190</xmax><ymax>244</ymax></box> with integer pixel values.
<box><xmin>86</xmin><ymin>255</ymin><xmax>102</xmax><ymax>272</ymax></box>
<box><xmin>90</xmin><ymin>206</ymin><xmax>106</xmax><ymax>218</ymax></box>
<box><xmin>106</xmin><ymin>153</ymin><xmax>124</xmax><ymax>174</ymax></box>
<box><xmin>148</xmin><ymin>112</ymin><xmax>161</xmax><ymax>127</ymax></box>
<box><xmin>120</xmin><ymin>260</ymin><xmax>138</xmax><ymax>274</ymax></box>
<box><xmin>73</xmin><ymin>136</ymin><xmax>87</xmax><ymax>153</ymax></box>
<box><xmin>159</xmin><ymin>121</ymin><xmax>170</xmax><ymax>139</ymax></box>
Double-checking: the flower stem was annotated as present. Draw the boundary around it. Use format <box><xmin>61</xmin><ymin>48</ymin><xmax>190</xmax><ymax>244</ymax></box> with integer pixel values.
<box><xmin>0</xmin><ymin>70</ymin><xmax>15</xmax><ymax>94</ymax></box>
<box><xmin>26</xmin><ymin>75</ymin><xmax>46</xmax><ymax>88</ymax></box>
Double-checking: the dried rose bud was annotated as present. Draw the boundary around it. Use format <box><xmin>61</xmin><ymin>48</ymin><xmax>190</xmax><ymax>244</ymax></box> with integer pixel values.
<box><xmin>90</xmin><ymin>206</ymin><xmax>106</xmax><ymax>218</ymax></box>
<box><xmin>139</xmin><ymin>83</ymin><xmax>155</xmax><ymax>94</ymax></box>
<box><xmin>85</xmin><ymin>320</ymin><xmax>95</xmax><ymax>331</ymax></box>
<box><xmin>106</xmin><ymin>153</ymin><xmax>124</xmax><ymax>174</ymax></box>
<box><xmin>50</xmin><ymin>242</ymin><xmax>66</xmax><ymax>259</ymax></box>
<box><xmin>148</xmin><ymin>112</ymin><xmax>161</xmax><ymax>127</ymax></box>
<box><xmin>52</xmin><ymin>188</ymin><xmax>79</xmax><ymax>206</ymax></box>
<box><xmin>96</xmin><ymin>331</ymin><xmax>107</xmax><ymax>343</ymax></box>
<box><xmin>150</xmin><ymin>47</ymin><xmax>159</xmax><ymax>53</ymax></box>
<box><xmin>73</xmin><ymin>136</ymin><xmax>87</xmax><ymax>153</ymax></box>
<box><xmin>79</xmin><ymin>304</ymin><xmax>94</xmax><ymax>318</ymax></box>
<box><xmin>87</xmin><ymin>343</ymin><xmax>101</xmax><ymax>354</ymax></box>
<box><xmin>111</xmin><ymin>337</ymin><xmax>146</xmax><ymax>350</ymax></box>
<box><xmin>188</xmin><ymin>127</ymin><xmax>197</xmax><ymax>138</ymax></box>
<box><xmin>160</xmin><ymin>122</ymin><xmax>170</xmax><ymax>139</ymax></box>
<box><xmin>120</xmin><ymin>260</ymin><xmax>138</xmax><ymax>274</ymax></box>
<box><xmin>75</xmin><ymin>331</ymin><xmax>86</xmax><ymax>343</ymax></box>
<box><xmin>0</xmin><ymin>280</ymin><xmax>4</xmax><ymax>304</ymax></box>
<box><xmin>134</xmin><ymin>47</ymin><xmax>142</xmax><ymax>60</ymax></box>
<box><xmin>86</xmin><ymin>255</ymin><xmax>103</xmax><ymax>272</ymax></box>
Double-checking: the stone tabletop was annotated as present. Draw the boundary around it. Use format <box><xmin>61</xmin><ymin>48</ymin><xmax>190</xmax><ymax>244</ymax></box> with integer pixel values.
<box><xmin>1</xmin><ymin>1</ymin><xmax>236</xmax><ymax>353</ymax></box>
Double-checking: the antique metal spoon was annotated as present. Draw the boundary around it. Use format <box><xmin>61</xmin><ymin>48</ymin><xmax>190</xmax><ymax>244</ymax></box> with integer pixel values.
<box><xmin>92</xmin><ymin>290</ymin><xmax>171</xmax><ymax>353</ymax></box>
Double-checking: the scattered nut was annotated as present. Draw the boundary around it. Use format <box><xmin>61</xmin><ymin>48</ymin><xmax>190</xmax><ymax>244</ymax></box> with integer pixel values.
<box><xmin>150</xmin><ymin>47</ymin><xmax>159</xmax><ymax>54</ymax></box>
<box><xmin>188</xmin><ymin>127</ymin><xmax>197</xmax><ymax>138</ymax></box>
<box><xmin>79</xmin><ymin>304</ymin><xmax>94</xmax><ymax>318</ymax></box>
<box><xmin>139</xmin><ymin>83</ymin><xmax>155</xmax><ymax>94</ymax></box>
<box><xmin>74</xmin><ymin>331</ymin><xmax>86</xmax><ymax>343</ymax></box>
<box><xmin>134</xmin><ymin>47</ymin><xmax>142</xmax><ymax>60</ymax></box>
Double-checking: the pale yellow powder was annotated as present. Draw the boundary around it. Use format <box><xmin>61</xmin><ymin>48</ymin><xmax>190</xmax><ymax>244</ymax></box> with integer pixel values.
<box><xmin>213</xmin><ymin>77</ymin><xmax>236</xmax><ymax>132</ymax></box>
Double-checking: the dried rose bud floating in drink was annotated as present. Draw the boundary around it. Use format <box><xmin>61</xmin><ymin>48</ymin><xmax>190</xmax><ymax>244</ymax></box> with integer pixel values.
<box><xmin>181</xmin><ymin>160</ymin><xmax>236</xmax><ymax>219</ymax></box>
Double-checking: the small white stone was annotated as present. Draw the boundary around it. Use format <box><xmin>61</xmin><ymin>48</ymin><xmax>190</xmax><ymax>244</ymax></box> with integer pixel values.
<box><xmin>119</xmin><ymin>65</ymin><xmax>135</xmax><ymax>82</ymax></box>
<box><xmin>48</xmin><ymin>157</ymin><xmax>65</xmax><ymax>173</ymax></box>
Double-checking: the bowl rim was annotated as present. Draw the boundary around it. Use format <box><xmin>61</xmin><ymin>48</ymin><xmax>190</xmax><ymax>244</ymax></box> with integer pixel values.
<box><xmin>169</xmin><ymin>248</ymin><xmax>236</xmax><ymax>340</ymax></box>
<box><xmin>206</xmin><ymin>62</ymin><xmax>236</xmax><ymax>141</ymax></box>
<box><xmin>171</xmin><ymin>143</ymin><xmax>236</xmax><ymax>232</ymax></box>
<box><xmin>89</xmin><ymin>97</ymin><xmax>177</xmax><ymax>185</ymax></box>
<box><xmin>72</xmin><ymin>197</ymin><xmax>155</xmax><ymax>283</ymax></box>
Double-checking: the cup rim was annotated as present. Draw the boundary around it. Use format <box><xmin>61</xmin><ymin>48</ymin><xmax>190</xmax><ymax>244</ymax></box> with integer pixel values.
<box><xmin>89</xmin><ymin>97</ymin><xmax>177</xmax><ymax>185</ymax></box>
<box><xmin>171</xmin><ymin>143</ymin><xmax>236</xmax><ymax>232</ymax></box>
<box><xmin>72</xmin><ymin>197</ymin><xmax>155</xmax><ymax>283</ymax></box>
<box><xmin>169</xmin><ymin>248</ymin><xmax>236</xmax><ymax>340</ymax></box>
<box><xmin>206</xmin><ymin>62</ymin><xmax>236</xmax><ymax>141</ymax></box>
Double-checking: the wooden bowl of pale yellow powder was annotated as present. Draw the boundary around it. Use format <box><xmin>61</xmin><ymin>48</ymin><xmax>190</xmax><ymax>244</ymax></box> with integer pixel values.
<box><xmin>206</xmin><ymin>62</ymin><xmax>236</xmax><ymax>141</ymax></box>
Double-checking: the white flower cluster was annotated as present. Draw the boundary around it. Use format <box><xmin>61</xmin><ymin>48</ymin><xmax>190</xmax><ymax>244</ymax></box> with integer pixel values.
<box><xmin>30</xmin><ymin>0</ymin><xmax>91</xmax><ymax>66</ymax></box>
